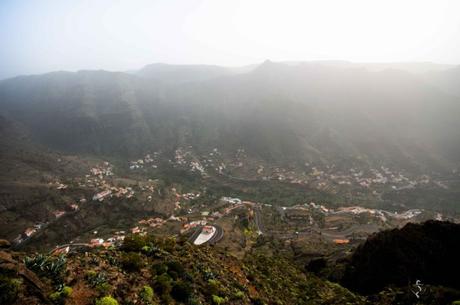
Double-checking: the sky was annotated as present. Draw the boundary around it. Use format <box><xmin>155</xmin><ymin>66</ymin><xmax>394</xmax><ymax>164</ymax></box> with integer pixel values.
<box><xmin>1</xmin><ymin>0</ymin><xmax>460</xmax><ymax>79</ymax></box>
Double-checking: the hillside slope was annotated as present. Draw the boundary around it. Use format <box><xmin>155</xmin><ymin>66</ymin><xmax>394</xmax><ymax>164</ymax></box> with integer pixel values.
<box><xmin>1</xmin><ymin>62</ymin><xmax>459</xmax><ymax>172</ymax></box>
<box><xmin>0</xmin><ymin>235</ymin><xmax>364</xmax><ymax>305</ymax></box>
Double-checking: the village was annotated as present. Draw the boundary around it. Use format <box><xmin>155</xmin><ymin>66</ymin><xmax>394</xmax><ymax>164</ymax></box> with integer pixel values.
<box><xmin>63</xmin><ymin>190</ymin><xmax>445</xmax><ymax>255</ymax></box>
<box><xmin>11</xmin><ymin>149</ymin><xmax>460</xmax><ymax>255</ymax></box>
<box><xmin>144</xmin><ymin>147</ymin><xmax>455</xmax><ymax>197</ymax></box>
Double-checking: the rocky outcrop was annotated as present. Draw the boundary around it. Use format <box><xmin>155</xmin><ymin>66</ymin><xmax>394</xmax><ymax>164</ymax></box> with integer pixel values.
<box><xmin>0</xmin><ymin>249</ymin><xmax>51</xmax><ymax>304</ymax></box>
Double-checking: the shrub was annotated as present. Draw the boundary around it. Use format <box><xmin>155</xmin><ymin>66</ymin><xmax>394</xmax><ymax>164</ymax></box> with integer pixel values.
<box><xmin>86</xmin><ymin>270</ymin><xmax>97</xmax><ymax>278</ymax></box>
<box><xmin>105</xmin><ymin>254</ymin><xmax>118</xmax><ymax>266</ymax></box>
<box><xmin>151</xmin><ymin>262</ymin><xmax>168</xmax><ymax>276</ymax></box>
<box><xmin>49</xmin><ymin>286</ymin><xmax>72</xmax><ymax>304</ymax></box>
<box><xmin>162</xmin><ymin>237</ymin><xmax>176</xmax><ymax>252</ymax></box>
<box><xmin>207</xmin><ymin>279</ymin><xmax>220</xmax><ymax>295</ymax></box>
<box><xmin>61</xmin><ymin>286</ymin><xmax>73</xmax><ymax>297</ymax></box>
<box><xmin>86</xmin><ymin>270</ymin><xmax>107</xmax><ymax>287</ymax></box>
<box><xmin>212</xmin><ymin>295</ymin><xmax>226</xmax><ymax>305</ymax></box>
<box><xmin>96</xmin><ymin>282</ymin><xmax>112</xmax><ymax>294</ymax></box>
<box><xmin>89</xmin><ymin>256</ymin><xmax>99</xmax><ymax>266</ymax></box>
<box><xmin>141</xmin><ymin>245</ymin><xmax>163</xmax><ymax>257</ymax></box>
<box><xmin>171</xmin><ymin>280</ymin><xmax>192</xmax><ymax>302</ymax></box>
<box><xmin>49</xmin><ymin>291</ymin><xmax>61</xmax><ymax>303</ymax></box>
<box><xmin>188</xmin><ymin>297</ymin><xmax>202</xmax><ymax>305</ymax></box>
<box><xmin>202</xmin><ymin>268</ymin><xmax>216</xmax><ymax>280</ymax></box>
<box><xmin>251</xmin><ymin>297</ymin><xmax>265</xmax><ymax>305</ymax></box>
<box><xmin>121</xmin><ymin>235</ymin><xmax>148</xmax><ymax>252</ymax></box>
<box><xmin>154</xmin><ymin>274</ymin><xmax>172</xmax><ymax>296</ymax></box>
<box><xmin>139</xmin><ymin>285</ymin><xmax>154</xmax><ymax>303</ymax></box>
<box><xmin>95</xmin><ymin>296</ymin><xmax>119</xmax><ymax>305</ymax></box>
<box><xmin>233</xmin><ymin>290</ymin><xmax>245</xmax><ymax>299</ymax></box>
<box><xmin>0</xmin><ymin>275</ymin><xmax>20</xmax><ymax>304</ymax></box>
<box><xmin>166</xmin><ymin>261</ymin><xmax>184</xmax><ymax>275</ymax></box>
<box><xmin>121</xmin><ymin>252</ymin><xmax>143</xmax><ymax>272</ymax></box>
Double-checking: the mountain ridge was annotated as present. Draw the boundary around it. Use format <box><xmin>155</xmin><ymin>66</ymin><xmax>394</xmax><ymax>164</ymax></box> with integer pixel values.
<box><xmin>1</xmin><ymin>61</ymin><xmax>459</xmax><ymax>171</ymax></box>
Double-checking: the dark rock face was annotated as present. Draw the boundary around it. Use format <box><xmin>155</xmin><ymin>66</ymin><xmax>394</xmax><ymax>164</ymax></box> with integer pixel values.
<box><xmin>341</xmin><ymin>220</ymin><xmax>460</xmax><ymax>295</ymax></box>
<box><xmin>0</xmin><ymin>249</ymin><xmax>50</xmax><ymax>304</ymax></box>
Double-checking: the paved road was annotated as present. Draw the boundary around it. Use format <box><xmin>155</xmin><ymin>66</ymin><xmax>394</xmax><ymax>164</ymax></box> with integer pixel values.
<box><xmin>187</xmin><ymin>227</ymin><xmax>204</xmax><ymax>244</ymax></box>
<box><xmin>187</xmin><ymin>225</ymin><xmax>224</xmax><ymax>245</ymax></box>
<box><xmin>208</xmin><ymin>225</ymin><xmax>224</xmax><ymax>244</ymax></box>
<box><xmin>12</xmin><ymin>210</ymin><xmax>80</xmax><ymax>251</ymax></box>
<box><xmin>254</xmin><ymin>207</ymin><xmax>264</xmax><ymax>235</ymax></box>
<box><xmin>49</xmin><ymin>243</ymin><xmax>92</xmax><ymax>255</ymax></box>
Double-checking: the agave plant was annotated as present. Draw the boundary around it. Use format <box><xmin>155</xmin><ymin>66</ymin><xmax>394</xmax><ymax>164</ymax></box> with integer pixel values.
<box><xmin>24</xmin><ymin>254</ymin><xmax>67</xmax><ymax>285</ymax></box>
<box><xmin>86</xmin><ymin>271</ymin><xmax>107</xmax><ymax>287</ymax></box>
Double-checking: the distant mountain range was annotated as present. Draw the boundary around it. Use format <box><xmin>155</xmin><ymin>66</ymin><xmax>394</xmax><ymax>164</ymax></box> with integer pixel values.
<box><xmin>1</xmin><ymin>61</ymin><xmax>459</xmax><ymax>173</ymax></box>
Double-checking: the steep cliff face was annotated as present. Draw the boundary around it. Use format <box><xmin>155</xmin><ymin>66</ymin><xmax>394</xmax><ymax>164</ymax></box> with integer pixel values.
<box><xmin>341</xmin><ymin>220</ymin><xmax>460</xmax><ymax>295</ymax></box>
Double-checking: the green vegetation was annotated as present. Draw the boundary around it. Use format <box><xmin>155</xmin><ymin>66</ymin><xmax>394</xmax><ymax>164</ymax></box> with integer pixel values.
<box><xmin>171</xmin><ymin>280</ymin><xmax>192</xmax><ymax>302</ymax></box>
<box><xmin>0</xmin><ymin>275</ymin><xmax>21</xmax><ymax>304</ymax></box>
<box><xmin>86</xmin><ymin>270</ymin><xmax>106</xmax><ymax>286</ymax></box>
<box><xmin>24</xmin><ymin>254</ymin><xmax>66</xmax><ymax>285</ymax></box>
<box><xmin>152</xmin><ymin>262</ymin><xmax>168</xmax><ymax>275</ymax></box>
<box><xmin>3</xmin><ymin>62</ymin><xmax>460</xmax><ymax>305</ymax></box>
<box><xmin>49</xmin><ymin>286</ymin><xmax>72</xmax><ymax>304</ymax></box>
<box><xmin>13</xmin><ymin>230</ymin><xmax>460</xmax><ymax>304</ymax></box>
<box><xmin>120</xmin><ymin>251</ymin><xmax>143</xmax><ymax>272</ymax></box>
<box><xmin>233</xmin><ymin>290</ymin><xmax>245</xmax><ymax>299</ymax></box>
<box><xmin>121</xmin><ymin>234</ymin><xmax>151</xmax><ymax>252</ymax></box>
<box><xmin>154</xmin><ymin>273</ymin><xmax>173</xmax><ymax>296</ymax></box>
<box><xmin>95</xmin><ymin>296</ymin><xmax>119</xmax><ymax>305</ymax></box>
<box><xmin>212</xmin><ymin>294</ymin><xmax>226</xmax><ymax>305</ymax></box>
<box><xmin>139</xmin><ymin>285</ymin><xmax>154</xmax><ymax>303</ymax></box>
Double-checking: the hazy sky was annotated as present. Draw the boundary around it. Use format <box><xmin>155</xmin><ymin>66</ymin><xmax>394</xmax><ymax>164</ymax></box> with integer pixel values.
<box><xmin>1</xmin><ymin>0</ymin><xmax>460</xmax><ymax>79</ymax></box>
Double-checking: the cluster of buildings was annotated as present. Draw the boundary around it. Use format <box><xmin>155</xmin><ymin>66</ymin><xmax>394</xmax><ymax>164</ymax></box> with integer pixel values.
<box><xmin>89</xmin><ymin>232</ymin><xmax>125</xmax><ymax>248</ymax></box>
<box><xmin>173</xmin><ymin>148</ymin><xmax>192</xmax><ymax>166</ymax></box>
<box><xmin>190</xmin><ymin>161</ymin><xmax>206</xmax><ymax>175</ymax></box>
<box><xmin>92</xmin><ymin>186</ymin><xmax>135</xmax><ymax>202</ymax></box>
<box><xmin>129</xmin><ymin>153</ymin><xmax>159</xmax><ymax>170</ymax></box>
<box><xmin>231</xmin><ymin>148</ymin><xmax>246</xmax><ymax>168</ymax></box>
<box><xmin>89</xmin><ymin>162</ymin><xmax>114</xmax><ymax>178</ymax></box>
<box><xmin>80</xmin><ymin>162</ymin><xmax>114</xmax><ymax>190</ymax></box>
<box><xmin>130</xmin><ymin>215</ymin><xmax>184</xmax><ymax>235</ymax></box>
<box><xmin>80</xmin><ymin>162</ymin><xmax>137</xmax><ymax>202</ymax></box>
<box><xmin>287</xmin><ymin>202</ymin><xmax>425</xmax><ymax>224</ymax></box>
<box><xmin>48</xmin><ymin>181</ymin><xmax>68</xmax><ymax>190</ymax></box>
<box><xmin>170</xmin><ymin>147</ymin><xmax>208</xmax><ymax>176</ymax></box>
<box><xmin>181</xmin><ymin>192</ymin><xmax>201</xmax><ymax>200</ymax></box>
<box><xmin>92</xmin><ymin>190</ymin><xmax>112</xmax><ymax>201</ymax></box>
<box><xmin>199</xmin><ymin>148</ymin><xmax>228</xmax><ymax>174</ymax></box>
<box><xmin>56</xmin><ymin>183</ymin><xmax>68</xmax><ymax>190</ymax></box>
<box><xmin>181</xmin><ymin>220</ymin><xmax>207</xmax><ymax>234</ymax></box>
<box><xmin>177</xmin><ymin>146</ymin><xmax>452</xmax><ymax>195</ymax></box>
<box><xmin>221</xmin><ymin>197</ymin><xmax>242</xmax><ymax>205</ymax></box>
<box><xmin>138</xmin><ymin>217</ymin><xmax>165</xmax><ymax>228</ymax></box>
<box><xmin>248</xmin><ymin>163</ymin><xmax>450</xmax><ymax>195</ymax></box>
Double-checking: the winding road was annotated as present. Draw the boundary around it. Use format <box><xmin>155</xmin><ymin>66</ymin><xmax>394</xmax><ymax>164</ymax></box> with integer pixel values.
<box><xmin>49</xmin><ymin>243</ymin><xmax>92</xmax><ymax>255</ymax></box>
<box><xmin>254</xmin><ymin>207</ymin><xmax>264</xmax><ymax>235</ymax></box>
<box><xmin>187</xmin><ymin>225</ymin><xmax>224</xmax><ymax>245</ymax></box>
